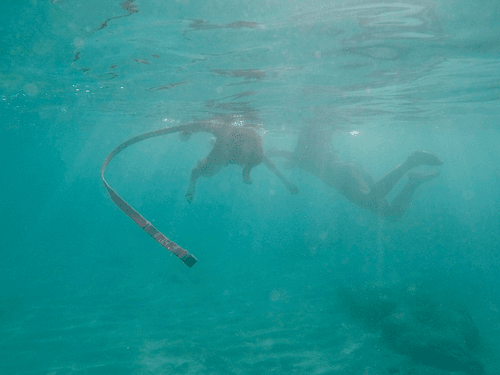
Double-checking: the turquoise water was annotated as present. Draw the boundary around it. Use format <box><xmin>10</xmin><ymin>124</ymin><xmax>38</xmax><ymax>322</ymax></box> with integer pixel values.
<box><xmin>1</xmin><ymin>0</ymin><xmax>499</xmax><ymax>374</ymax></box>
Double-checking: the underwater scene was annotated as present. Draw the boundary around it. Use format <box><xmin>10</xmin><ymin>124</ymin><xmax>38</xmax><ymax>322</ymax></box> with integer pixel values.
<box><xmin>1</xmin><ymin>0</ymin><xmax>500</xmax><ymax>374</ymax></box>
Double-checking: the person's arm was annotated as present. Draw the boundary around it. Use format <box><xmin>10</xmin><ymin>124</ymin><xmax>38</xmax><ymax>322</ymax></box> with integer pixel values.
<box><xmin>262</xmin><ymin>156</ymin><xmax>299</xmax><ymax>195</ymax></box>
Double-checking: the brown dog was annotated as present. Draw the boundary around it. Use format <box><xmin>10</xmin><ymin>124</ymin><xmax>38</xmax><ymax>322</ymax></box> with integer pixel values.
<box><xmin>178</xmin><ymin>118</ymin><xmax>299</xmax><ymax>201</ymax></box>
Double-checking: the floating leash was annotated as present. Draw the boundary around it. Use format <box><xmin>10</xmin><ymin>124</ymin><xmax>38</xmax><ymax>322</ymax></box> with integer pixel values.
<box><xmin>101</xmin><ymin>126</ymin><xmax>197</xmax><ymax>268</ymax></box>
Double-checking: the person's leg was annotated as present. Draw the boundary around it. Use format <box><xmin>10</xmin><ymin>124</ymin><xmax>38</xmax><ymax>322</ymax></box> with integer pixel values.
<box><xmin>370</xmin><ymin>151</ymin><xmax>443</xmax><ymax>200</ymax></box>
<box><xmin>342</xmin><ymin>163</ymin><xmax>372</xmax><ymax>195</ymax></box>
<box><xmin>385</xmin><ymin>170</ymin><xmax>440</xmax><ymax>219</ymax></box>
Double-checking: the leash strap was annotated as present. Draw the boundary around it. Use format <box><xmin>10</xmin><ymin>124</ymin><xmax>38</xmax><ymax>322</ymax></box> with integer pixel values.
<box><xmin>101</xmin><ymin>127</ymin><xmax>197</xmax><ymax>268</ymax></box>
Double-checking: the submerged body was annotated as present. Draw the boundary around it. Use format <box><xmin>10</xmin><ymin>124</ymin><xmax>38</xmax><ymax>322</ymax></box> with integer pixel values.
<box><xmin>271</xmin><ymin>126</ymin><xmax>443</xmax><ymax>219</ymax></box>
<box><xmin>177</xmin><ymin>119</ymin><xmax>299</xmax><ymax>201</ymax></box>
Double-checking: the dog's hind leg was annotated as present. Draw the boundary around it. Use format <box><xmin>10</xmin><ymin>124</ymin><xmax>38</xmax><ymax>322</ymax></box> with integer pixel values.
<box><xmin>242</xmin><ymin>164</ymin><xmax>254</xmax><ymax>184</ymax></box>
<box><xmin>185</xmin><ymin>157</ymin><xmax>222</xmax><ymax>202</ymax></box>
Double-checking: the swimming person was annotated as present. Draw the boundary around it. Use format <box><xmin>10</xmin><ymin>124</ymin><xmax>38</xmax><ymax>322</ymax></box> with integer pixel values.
<box><xmin>269</xmin><ymin>125</ymin><xmax>443</xmax><ymax>220</ymax></box>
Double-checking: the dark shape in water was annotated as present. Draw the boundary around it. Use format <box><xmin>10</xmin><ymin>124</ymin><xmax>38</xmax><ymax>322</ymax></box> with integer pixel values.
<box><xmin>337</xmin><ymin>282</ymin><xmax>484</xmax><ymax>374</ymax></box>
